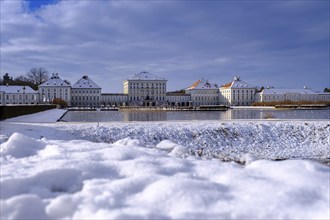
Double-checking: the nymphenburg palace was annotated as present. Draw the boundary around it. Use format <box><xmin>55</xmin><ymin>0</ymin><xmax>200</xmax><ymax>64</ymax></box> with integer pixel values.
<box><xmin>1</xmin><ymin>71</ymin><xmax>329</xmax><ymax>107</ymax></box>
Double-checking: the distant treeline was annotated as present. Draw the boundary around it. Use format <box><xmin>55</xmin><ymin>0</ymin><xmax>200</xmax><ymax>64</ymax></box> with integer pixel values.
<box><xmin>1</xmin><ymin>67</ymin><xmax>70</xmax><ymax>90</ymax></box>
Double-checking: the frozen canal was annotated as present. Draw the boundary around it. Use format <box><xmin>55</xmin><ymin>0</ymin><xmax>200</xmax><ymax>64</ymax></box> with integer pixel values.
<box><xmin>61</xmin><ymin>108</ymin><xmax>330</xmax><ymax>122</ymax></box>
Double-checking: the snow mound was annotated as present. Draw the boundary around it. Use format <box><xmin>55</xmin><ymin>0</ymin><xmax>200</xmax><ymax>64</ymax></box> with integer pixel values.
<box><xmin>0</xmin><ymin>130</ymin><xmax>329</xmax><ymax>219</ymax></box>
<box><xmin>0</xmin><ymin>194</ymin><xmax>48</xmax><ymax>220</ymax></box>
<box><xmin>1</xmin><ymin>169</ymin><xmax>83</xmax><ymax>199</ymax></box>
<box><xmin>155</xmin><ymin>140</ymin><xmax>178</xmax><ymax>151</ymax></box>
<box><xmin>156</xmin><ymin>140</ymin><xmax>190</xmax><ymax>157</ymax></box>
<box><xmin>0</xmin><ymin>133</ymin><xmax>46</xmax><ymax>158</ymax></box>
<box><xmin>46</xmin><ymin>195</ymin><xmax>78</xmax><ymax>219</ymax></box>
<box><xmin>113</xmin><ymin>137</ymin><xmax>145</xmax><ymax>147</ymax></box>
<box><xmin>239</xmin><ymin>153</ymin><xmax>259</xmax><ymax>165</ymax></box>
<box><xmin>0</xmin><ymin>119</ymin><xmax>329</xmax><ymax>219</ymax></box>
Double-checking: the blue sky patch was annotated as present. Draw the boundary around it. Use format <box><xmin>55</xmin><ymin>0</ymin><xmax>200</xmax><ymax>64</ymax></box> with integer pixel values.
<box><xmin>26</xmin><ymin>0</ymin><xmax>58</xmax><ymax>11</ymax></box>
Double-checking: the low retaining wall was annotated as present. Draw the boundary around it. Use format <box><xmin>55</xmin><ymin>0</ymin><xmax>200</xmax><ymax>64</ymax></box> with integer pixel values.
<box><xmin>0</xmin><ymin>105</ymin><xmax>57</xmax><ymax>120</ymax></box>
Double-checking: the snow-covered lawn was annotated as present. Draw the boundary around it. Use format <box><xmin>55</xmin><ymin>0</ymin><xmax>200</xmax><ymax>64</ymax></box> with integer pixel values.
<box><xmin>0</xmin><ymin>110</ymin><xmax>329</xmax><ymax>219</ymax></box>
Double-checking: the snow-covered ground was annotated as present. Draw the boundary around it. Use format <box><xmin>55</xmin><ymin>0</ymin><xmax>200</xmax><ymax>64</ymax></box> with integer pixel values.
<box><xmin>1</xmin><ymin>110</ymin><xmax>329</xmax><ymax>219</ymax></box>
<box><xmin>4</xmin><ymin>109</ymin><xmax>67</xmax><ymax>123</ymax></box>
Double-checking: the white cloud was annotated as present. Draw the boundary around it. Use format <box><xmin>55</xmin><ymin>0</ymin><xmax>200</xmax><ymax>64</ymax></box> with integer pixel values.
<box><xmin>0</xmin><ymin>0</ymin><xmax>329</xmax><ymax>92</ymax></box>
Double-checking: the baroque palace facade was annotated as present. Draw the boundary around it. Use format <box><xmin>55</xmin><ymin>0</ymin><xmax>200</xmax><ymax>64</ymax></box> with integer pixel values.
<box><xmin>1</xmin><ymin>71</ymin><xmax>330</xmax><ymax>106</ymax></box>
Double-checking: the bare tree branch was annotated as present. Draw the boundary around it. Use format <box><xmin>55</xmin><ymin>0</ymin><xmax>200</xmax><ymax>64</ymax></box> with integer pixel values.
<box><xmin>27</xmin><ymin>67</ymin><xmax>49</xmax><ymax>85</ymax></box>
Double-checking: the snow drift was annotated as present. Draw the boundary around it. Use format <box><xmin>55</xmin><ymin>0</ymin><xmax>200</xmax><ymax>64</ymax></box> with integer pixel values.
<box><xmin>1</xmin><ymin>131</ymin><xmax>329</xmax><ymax>219</ymax></box>
<box><xmin>61</xmin><ymin>121</ymin><xmax>330</xmax><ymax>160</ymax></box>
<box><xmin>1</xmin><ymin>115</ymin><xmax>329</xmax><ymax>219</ymax></box>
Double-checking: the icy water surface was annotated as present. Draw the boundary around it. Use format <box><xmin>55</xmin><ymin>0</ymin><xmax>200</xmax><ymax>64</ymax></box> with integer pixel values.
<box><xmin>61</xmin><ymin>108</ymin><xmax>330</xmax><ymax>122</ymax></box>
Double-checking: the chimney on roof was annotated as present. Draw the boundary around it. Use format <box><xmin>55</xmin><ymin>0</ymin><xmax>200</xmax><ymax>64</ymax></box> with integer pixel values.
<box><xmin>234</xmin><ymin>76</ymin><xmax>240</xmax><ymax>81</ymax></box>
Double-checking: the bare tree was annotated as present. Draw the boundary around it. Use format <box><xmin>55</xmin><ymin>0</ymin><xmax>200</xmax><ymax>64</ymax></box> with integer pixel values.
<box><xmin>27</xmin><ymin>67</ymin><xmax>49</xmax><ymax>85</ymax></box>
<box><xmin>14</xmin><ymin>75</ymin><xmax>29</xmax><ymax>83</ymax></box>
<box><xmin>14</xmin><ymin>75</ymin><xmax>38</xmax><ymax>90</ymax></box>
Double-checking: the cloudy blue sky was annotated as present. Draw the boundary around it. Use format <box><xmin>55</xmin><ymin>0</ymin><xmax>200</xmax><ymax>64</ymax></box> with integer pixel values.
<box><xmin>1</xmin><ymin>0</ymin><xmax>329</xmax><ymax>92</ymax></box>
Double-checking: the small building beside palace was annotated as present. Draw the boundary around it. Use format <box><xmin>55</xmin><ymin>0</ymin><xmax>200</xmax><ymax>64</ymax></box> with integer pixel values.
<box><xmin>185</xmin><ymin>78</ymin><xmax>219</xmax><ymax>107</ymax></box>
<box><xmin>101</xmin><ymin>93</ymin><xmax>128</xmax><ymax>107</ymax></box>
<box><xmin>0</xmin><ymin>85</ymin><xmax>38</xmax><ymax>105</ymax></box>
<box><xmin>166</xmin><ymin>92</ymin><xmax>191</xmax><ymax>107</ymax></box>
<box><xmin>255</xmin><ymin>87</ymin><xmax>330</xmax><ymax>103</ymax></box>
<box><xmin>39</xmin><ymin>73</ymin><xmax>71</xmax><ymax>105</ymax></box>
<box><xmin>71</xmin><ymin>76</ymin><xmax>101</xmax><ymax>107</ymax></box>
<box><xmin>219</xmin><ymin>76</ymin><xmax>257</xmax><ymax>106</ymax></box>
<box><xmin>123</xmin><ymin>71</ymin><xmax>167</xmax><ymax>106</ymax></box>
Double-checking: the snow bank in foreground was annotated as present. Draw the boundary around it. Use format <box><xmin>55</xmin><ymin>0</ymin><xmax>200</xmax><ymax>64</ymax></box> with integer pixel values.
<box><xmin>1</xmin><ymin>133</ymin><xmax>329</xmax><ymax>219</ymax></box>
<box><xmin>0</xmin><ymin>133</ymin><xmax>45</xmax><ymax>158</ymax></box>
<box><xmin>56</xmin><ymin>121</ymin><xmax>330</xmax><ymax>160</ymax></box>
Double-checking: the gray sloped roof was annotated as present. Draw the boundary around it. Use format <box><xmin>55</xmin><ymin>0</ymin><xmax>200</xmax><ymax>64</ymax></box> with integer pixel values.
<box><xmin>0</xmin><ymin>85</ymin><xmax>37</xmax><ymax>94</ymax></box>
<box><xmin>72</xmin><ymin>75</ymin><xmax>101</xmax><ymax>89</ymax></box>
<box><xmin>128</xmin><ymin>71</ymin><xmax>165</xmax><ymax>80</ymax></box>
<box><xmin>260</xmin><ymin>88</ymin><xmax>317</xmax><ymax>95</ymax></box>
<box><xmin>221</xmin><ymin>76</ymin><xmax>255</xmax><ymax>89</ymax></box>
<box><xmin>39</xmin><ymin>73</ymin><xmax>70</xmax><ymax>87</ymax></box>
<box><xmin>186</xmin><ymin>78</ymin><xmax>218</xmax><ymax>90</ymax></box>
